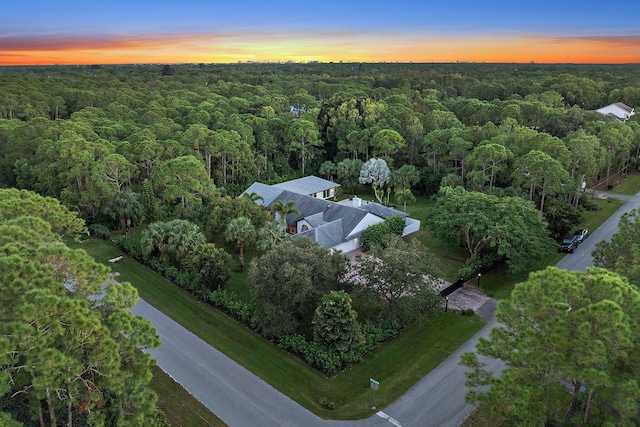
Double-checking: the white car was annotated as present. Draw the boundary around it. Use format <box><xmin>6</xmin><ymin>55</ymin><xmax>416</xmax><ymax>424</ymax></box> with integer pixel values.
<box><xmin>573</xmin><ymin>229</ymin><xmax>589</xmax><ymax>243</ymax></box>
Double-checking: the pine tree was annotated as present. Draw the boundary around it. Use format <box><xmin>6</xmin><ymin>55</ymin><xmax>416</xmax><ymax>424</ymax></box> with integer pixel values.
<box><xmin>142</xmin><ymin>179</ymin><xmax>158</xmax><ymax>223</ymax></box>
<box><xmin>313</xmin><ymin>291</ymin><xmax>363</xmax><ymax>354</ymax></box>
<box><xmin>0</xmin><ymin>189</ymin><xmax>161</xmax><ymax>426</ymax></box>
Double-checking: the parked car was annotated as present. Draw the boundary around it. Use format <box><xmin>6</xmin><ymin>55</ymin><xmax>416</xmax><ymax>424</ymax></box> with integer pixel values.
<box><xmin>559</xmin><ymin>235</ymin><xmax>580</xmax><ymax>253</ymax></box>
<box><xmin>573</xmin><ymin>229</ymin><xmax>589</xmax><ymax>243</ymax></box>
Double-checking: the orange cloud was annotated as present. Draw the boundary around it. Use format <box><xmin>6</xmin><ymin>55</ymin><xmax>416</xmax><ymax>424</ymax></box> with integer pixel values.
<box><xmin>0</xmin><ymin>30</ymin><xmax>638</xmax><ymax>65</ymax></box>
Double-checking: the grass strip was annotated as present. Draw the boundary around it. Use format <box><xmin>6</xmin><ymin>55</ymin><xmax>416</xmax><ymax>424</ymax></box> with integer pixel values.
<box><xmin>151</xmin><ymin>365</ymin><xmax>228</xmax><ymax>427</ymax></box>
<box><xmin>607</xmin><ymin>172</ymin><xmax>640</xmax><ymax>196</ymax></box>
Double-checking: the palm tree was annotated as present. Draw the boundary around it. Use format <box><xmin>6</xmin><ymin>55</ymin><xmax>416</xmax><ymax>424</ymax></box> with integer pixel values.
<box><xmin>104</xmin><ymin>188</ymin><xmax>144</xmax><ymax>235</ymax></box>
<box><xmin>395</xmin><ymin>189</ymin><xmax>416</xmax><ymax>213</ymax></box>
<box><xmin>225</xmin><ymin>217</ymin><xmax>256</xmax><ymax>271</ymax></box>
<box><xmin>140</xmin><ymin>221</ymin><xmax>170</xmax><ymax>261</ymax></box>
<box><xmin>167</xmin><ymin>220</ymin><xmax>205</xmax><ymax>262</ymax></box>
<box><xmin>256</xmin><ymin>221</ymin><xmax>291</xmax><ymax>251</ymax></box>
<box><xmin>242</xmin><ymin>191</ymin><xmax>264</xmax><ymax>204</ymax></box>
<box><xmin>270</xmin><ymin>200</ymin><xmax>301</xmax><ymax>226</ymax></box>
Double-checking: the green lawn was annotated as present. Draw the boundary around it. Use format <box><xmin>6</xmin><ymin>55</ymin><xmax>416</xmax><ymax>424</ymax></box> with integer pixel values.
<box><xmin>405</xmin><ymin>197</ymin><xmax>468</xmax><ymax>281</ymax></box>
<box><xmin>607</xmin><ymin>172</ymin><xmax>640</xmax><ymax>196</ymax></box>
<box><xmin>150</xmin><ymin>366</ymin><xmax>227</xmax><ymax>427</ymax></box>
<box><xmin>67</xmin><ymin>236</ymin><xmax>483</xmax><ymax>420</ymax></box>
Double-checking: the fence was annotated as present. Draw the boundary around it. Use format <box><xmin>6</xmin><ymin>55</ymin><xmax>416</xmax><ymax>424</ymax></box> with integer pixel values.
<box><xmin>439</xmin><ymin>277</ymin><xmax>466</xmax><ymax>297</ymax></box>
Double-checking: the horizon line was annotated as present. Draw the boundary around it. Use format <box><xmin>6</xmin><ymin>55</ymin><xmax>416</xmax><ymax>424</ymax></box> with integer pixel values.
<box><xmin>2</xmin><ymin>61</ymin><xmax>640</xmax><ymax>67</ymax></box>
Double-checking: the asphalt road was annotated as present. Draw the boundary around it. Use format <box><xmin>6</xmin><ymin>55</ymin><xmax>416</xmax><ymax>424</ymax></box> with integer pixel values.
<box><xmin>130</xmin><ymin>190</ymin><xmax>640</xmax><ymax>427</ymax></box>
<box><xmin>133</xmin><ymin>296</ymin><xmax>501</xmax><ymax>427</ymax></box>
<box><xmin>556</xmin><ymin>191</ymin><xmax>640</xmax><ymax>272</ymax></box>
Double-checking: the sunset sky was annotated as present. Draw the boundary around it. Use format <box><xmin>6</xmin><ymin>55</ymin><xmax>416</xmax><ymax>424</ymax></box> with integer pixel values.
<box><xmin>2</xmin><ymin>0</ymin><xmax>639</xmax><ymax>65</ymax></box>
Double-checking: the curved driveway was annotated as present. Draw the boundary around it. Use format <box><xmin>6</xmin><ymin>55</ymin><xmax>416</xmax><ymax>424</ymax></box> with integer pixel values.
<box><xmin>132</xmin><ymin>190</ymin><xmax>640</xmax><ymax>427</ymax></box>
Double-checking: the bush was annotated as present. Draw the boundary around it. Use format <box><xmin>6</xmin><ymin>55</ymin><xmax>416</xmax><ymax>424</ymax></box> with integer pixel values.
<box><xmin>147</xmin><ymin>256</ymin><xmax>170</xmax><ymax>275</ymax></box>
<box><xmin>183</xmin><ymin>243</ymin><xmax>233</xmax><ymax>294</ymax></box>
<box><xmin>277</xmin><ymin>335</ymin><xmax>343</xmax><ymax>374</ymax></box>
<box><xmin>579</xmin><ymin>195</ymin><xmax>599</xmax><ymax>211</ymax></box>
<box><xmin>362</xmin><ymin>216</ymin><xmax>406</xmax><ymax>250</ymax></box>
<box><xmin>385</xmin><ymin>215</ymin><xmax>405</xmax><ymax>236</ymax></box>
<box><xmin>162</xmin><ymin>266</ymin><xmax>192</xmax><ymax>289</ymax></box>
<box><xmin>319</xmin><ymin>397</ymin><xmax>338</xmax><ymax>411</ymax></box>
<box><xmin>206</xmin><ymin>289</ymin><xmax>256</xmax><ymax>325</ymax></box>
<box><xmin>362</xmin><ymin>222</ymin><xmax>389</xmax><ymax>250</ymax></box>
<box><xmin>147</xmin><ymin>409</ymin><xmax>171</xmax><ymax>427</ymax></box>
<box><xmin>111</xmin><ymin>235</ymin><xmax>143</xmax><ymax>259</ymax></box>
<box><xmin>89</xmin><ymin>223</ymin><xmax>111</xmax><ymax>240</ymax></box>
<box><xmin>358</xmin><ymin>321</ymin><xmax>399</xmax><ymax>353</ymax></box>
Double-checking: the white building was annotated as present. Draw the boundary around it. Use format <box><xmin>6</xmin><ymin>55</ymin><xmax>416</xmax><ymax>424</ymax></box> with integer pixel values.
<box><xmin>596</xmin><ymin>102</ymin><xmax>635</xmax><ymax>122</ymax></box>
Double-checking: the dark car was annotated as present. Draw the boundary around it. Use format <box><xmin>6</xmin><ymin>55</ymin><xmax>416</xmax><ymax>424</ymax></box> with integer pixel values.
<box><xmin>573</xmin><ymin>229</ymin><xmax>589</xmax><ymax>243</ymax></box>
<box><xmin>559</xmin><ymin>235</ymin><xmax>580</xmax><ymax>253</ymax></box>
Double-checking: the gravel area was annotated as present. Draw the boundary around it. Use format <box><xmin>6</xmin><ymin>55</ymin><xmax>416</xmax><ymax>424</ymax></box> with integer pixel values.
<box><xmin>346</xmin><ymin>248</ymin><xmax>492</xmax><ymax>314</ymax></box>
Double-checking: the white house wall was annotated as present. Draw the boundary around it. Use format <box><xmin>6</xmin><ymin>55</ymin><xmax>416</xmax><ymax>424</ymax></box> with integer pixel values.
<box><xmin>346</xmin><ymin>213</ymin><xmax>384</xmax><ymax>239</ymax></box>
<box><xmin>402</xmin><ymin>218</ymin><xmax>421</xmax><ymax>236</ymax></box>
<box><xmin>311</xmin><ymin>188</ymin><xmax>335</xmax><ymax>199</ymax></box>
<box><xmin>333</xmin><ymin>237</ymin><xmax>361</xmax><ymax>253</ymax></box>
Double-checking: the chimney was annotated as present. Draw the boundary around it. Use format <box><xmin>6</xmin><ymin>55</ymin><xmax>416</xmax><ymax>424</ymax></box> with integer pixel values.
<box><xmin>352</xmin><ymin>196</ymin><xmax>361</xmax><ymax>208</ymax></box>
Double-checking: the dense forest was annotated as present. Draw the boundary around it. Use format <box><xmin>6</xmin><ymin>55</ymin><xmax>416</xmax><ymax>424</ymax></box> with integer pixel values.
<box><xmin>2</xmin><ymin>62</ymin><xmax>639</xmax><ymax>263</ymax></box>
<box><xmin>1</xmin><ymin>63</ymin><xmax>639</xmax><ymax>210</ymax></box>
<box><xmin>2</xmin><ymin>63</ymin><xmax>640</xmax><ymax>425</ymax></box>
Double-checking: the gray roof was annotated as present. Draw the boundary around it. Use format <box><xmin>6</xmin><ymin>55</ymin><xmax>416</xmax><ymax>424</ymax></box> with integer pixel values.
<box><xmin>276</xmin><ymin>190</ymin><xmax>368</xmax><ymax>236</ymax></box>
<box><xmin>304</xmin><ymin>212</ymin><xmax>326</xmax><ymax>227</ymax></box>
<box><xmin>358</xmin><ymin>203</ymin><xmax>408</xmax><ymax>219</ymax></box>
<box><xmin>273</xmin><ymin>176</ymin><xmax>339</xmax><ymax>196</ymax></box>
<box><xmin>320</xmin><ymin>202</ymin><xmax>368</xmax><ymax>236</ymax></box>
<box><xmin>296</xmin><ymin>219</ymin><xmax>345</xmax><ymax>248</ymax></box>
<box><xmin>613</xmin><ymin>102</ymin><xmax>634</xmax><ymax>114</ymax></box>
<box><xmin>242</xmin><ymin>178</ymin><xmax>410</xmax><ymax>250</ymax></box>
<box><xmin>274</xmin><ymin>190</ymin><xmax>330</xmax><ymax>223</ymax></box>
<box><xmin>241</xmin><ymin>182</ymin><xmax>286</xmax><ymax>207</ymax></box>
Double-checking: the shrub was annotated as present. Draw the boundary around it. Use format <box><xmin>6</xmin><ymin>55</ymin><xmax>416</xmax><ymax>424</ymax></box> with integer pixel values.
<box><xmin>147</xmin><ymin>256</ymin><xmax>170</xmax><ymax>275</ymax></box>
<box><xmin>89</xmin><ymin>223</ymin><xmax>111</xmax><ymax>240</ymax></box>
<box><xmin>183</xmin><ymin>243</ymin><xmax>233</xmax><ymax>293</ymax></box>
<box><xmin>385</xmin><ymin>215</ymin><xmax>405</xmax><ymax>236</ymax></box>
<box><xmin>277</xmin><ymin>319</ymin><xmax>401</xmax><ymax>375</ymax></box>
<box><xmin>148</xmin><ymin>409</ymin><xmax>170</xmax><ymax>427</ymax></box>
<box><xmin>111</xmin><ymin>235</ymin><xmax>143</xmax><ymax>259</ymax></box>
<box><xmin>319</xmin><ymin>397</ymin><xmax>338</xmax><ymax>410</ymax></box>
<box><xmin>358</xmin><ymin>321</ymin><xmax>399</xmax><ymax>353</ymax></box>
<box><xmin>162</xmin><ymin>266</ymin><xmax>192</xmax><ymax>289</ymax></box>
<box><xmin>362</xmin><ymin>222</ymin><xmax>389</xmax><ymax>250</ymax></box>
<box><xmin>277</xmin><ymin>335</ymin><xmax>343</xmax><ymax>374</ymax></box>
<box><xmin>206</xmin><ymin>289</ymin><xmax>256</xmax><ymax>325</ymax></box>
<box><xmin>578</xmin><ymin>195</ymin><xmax>599</xmax><ymax>211</ymax></box>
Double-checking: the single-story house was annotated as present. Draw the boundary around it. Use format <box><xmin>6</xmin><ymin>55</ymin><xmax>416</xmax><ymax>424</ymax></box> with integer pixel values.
<box><xmin>242</xmin><ymin>176</ymin><xmax>420</xmax><ymax>252</ymax></box>
<box><xmin>596</xmin><ymin>102</ymin><xmax>635</xmax><ymax>122</ymax></box>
